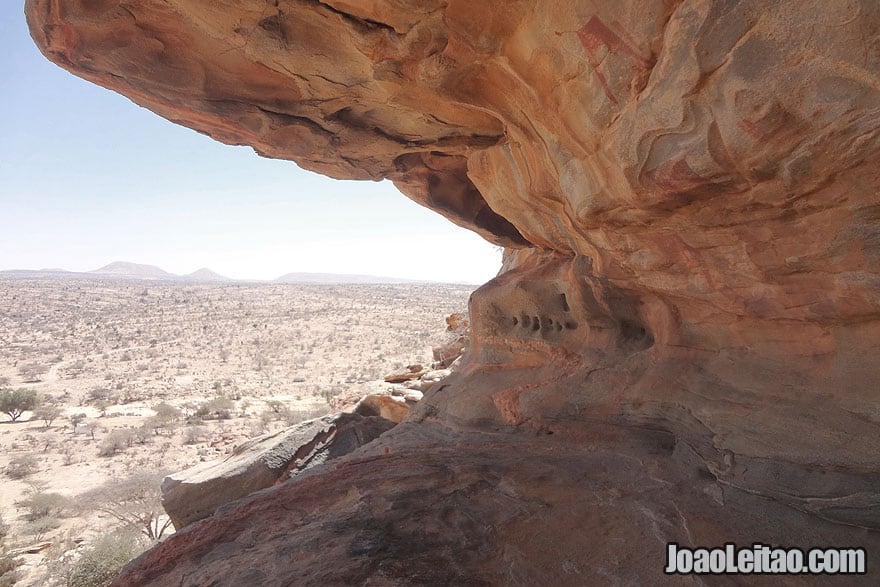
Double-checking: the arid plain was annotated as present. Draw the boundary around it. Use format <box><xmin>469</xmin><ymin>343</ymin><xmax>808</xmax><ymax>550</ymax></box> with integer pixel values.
<box><xmin>0</xmin><ymin>277</ymin><xmax>473</xmax><ymax>585</ymax></box>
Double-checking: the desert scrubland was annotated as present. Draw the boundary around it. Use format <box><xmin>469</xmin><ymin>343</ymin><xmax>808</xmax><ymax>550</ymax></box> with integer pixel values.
<box><xmin>0</xmin><ymin>278</ymin><xmax>472</xmax><ymax>585</ymax></box>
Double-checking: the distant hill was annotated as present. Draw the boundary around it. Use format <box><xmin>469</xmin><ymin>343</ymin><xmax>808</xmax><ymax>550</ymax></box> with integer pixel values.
<box><xmin>182</xmin><ymin>268</ymin><xmax>232</xmax><ymax>282</ymax></box>
<box><xmin>0</xmin><ymin>269</ymin><xmax>80</xmax><ymax>279</ymax></box>
<box><xmin>0</xmin><ymin>263</ymin><xmax>238</xmax><ymax>282</ymax></box>
<box><xmin>91</xmin><ymin>261</ymin><xmax>176</xmax><ymax>280</ymax></box>
<box><xmin>274</xmin><ymin>272</ymin><xmax>420</xmax><ymax>284</ymax></box>
<box><xmin>1</xmin><ymin>263</ymin><xmax>425</xmax><ymax>284</ymax></box>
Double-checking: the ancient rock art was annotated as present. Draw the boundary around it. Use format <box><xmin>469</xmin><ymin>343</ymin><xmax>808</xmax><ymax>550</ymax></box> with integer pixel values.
<box><xmin>25</xmin><ymin>0</ymin><xmax>880</xmax><ymax>583</ymax></box>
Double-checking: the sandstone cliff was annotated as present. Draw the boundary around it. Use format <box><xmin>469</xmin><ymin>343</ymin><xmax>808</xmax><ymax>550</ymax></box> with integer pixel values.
<box><xmin>26</xmin><ymin>1</ymin><xmax>880</xmax><ymax>584</ymax></box>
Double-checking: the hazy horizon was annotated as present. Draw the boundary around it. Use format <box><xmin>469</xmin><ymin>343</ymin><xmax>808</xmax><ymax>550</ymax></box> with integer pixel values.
<box><xmin>0</xmin><ymin>259</ymin><xmax>488</xmax><ymax>284</ymax></box>
<box><xmin>0</xmin><ymin>4</ymin><xmax>503</xmax><ymax>285</ymax></box>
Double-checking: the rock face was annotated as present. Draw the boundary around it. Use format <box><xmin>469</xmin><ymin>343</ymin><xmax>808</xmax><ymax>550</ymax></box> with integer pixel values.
<box><xmin>162</xmin><ymin>413</ymin><xmax>396</xmax><ymax>529</ymax></box>
<box><xmin>25</xmin><ymin>0</ymin><xmax>880</xmax><ymax>584</ymax></box>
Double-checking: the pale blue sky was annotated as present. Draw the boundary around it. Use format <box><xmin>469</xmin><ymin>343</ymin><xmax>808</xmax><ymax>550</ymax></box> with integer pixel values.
<box><xmin>0</xmin><ymin>3</ymin><xmax>501</xmax><ymax>283</ymax></box>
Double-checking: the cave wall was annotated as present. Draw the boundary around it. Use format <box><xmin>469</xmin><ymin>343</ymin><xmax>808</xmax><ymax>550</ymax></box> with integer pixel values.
<box><xmin>25</xmin><ymin>0</ymin><xmax>880</xmax><ymax>583</ymax></box>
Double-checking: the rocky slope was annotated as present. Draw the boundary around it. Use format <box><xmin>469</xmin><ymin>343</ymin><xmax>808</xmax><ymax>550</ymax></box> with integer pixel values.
<box><xmin>25</xmin><ymin>0</ymin><xmax>880</xmax><ymax>584</ymax></box>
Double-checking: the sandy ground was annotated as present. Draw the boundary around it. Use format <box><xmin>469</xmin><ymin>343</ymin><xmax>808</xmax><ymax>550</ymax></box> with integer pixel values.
<box><xmin>0</xmin><ymin>279</ymin><xmax>473</xmax><ymax>585</ymax></box>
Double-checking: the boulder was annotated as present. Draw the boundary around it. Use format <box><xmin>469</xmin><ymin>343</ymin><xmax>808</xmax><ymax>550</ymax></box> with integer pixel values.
<box><xmin>161</xmin><ymin>413</ymin><xmax>395</xmax><ymax>529</ymax></box>
<box><xmin>382</xmin><ymin>371</ymin><xmax>423</xmax><ymax>384</ymax></box>
<box><xmin>431</xmin><ymin>335</ymin><xmax>468</xmax><ymax>368</ymax></box>
<box><xmin>421</xmin><ymin>369</ymin><xmax>451</xmax><ymax>382</ymax></box>
<box><xmin>8</xmin><ymin>542</ymin><xmax>53</xmax><ymax>556</ymax></box>
<box><xmin>383</xmin><ymin>364</ymin><xmax>427</xmax><ymax>383</ymax></box>
<box><xmin>445</xmin><ymin>313</ymin><xmax>469</xmax><ymax>333</ymax></box>
<box><xmin>352</xmin><ymin>394</ymin><xmax>410</xmax><ymax>424</ymax></box>
<box><xmin>402</xmin><ymin>389</ymin><xmax>423</xmax><ymax>403</ymax></box>
<box><xmin>416</xmin><ymin>369</ymin><xmax>450</xmax><ymax>392</ymax></box>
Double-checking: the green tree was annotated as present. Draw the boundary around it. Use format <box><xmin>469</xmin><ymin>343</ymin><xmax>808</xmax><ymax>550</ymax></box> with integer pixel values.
<box><xmin>264</xmin><ymin>399</ymin><xmax>284</xmax><ymax>414</ymax></box>
<box><xmin>0</xmin><ymin>388</ymin><xmax>39</xmax><ymax>422</ymax></box>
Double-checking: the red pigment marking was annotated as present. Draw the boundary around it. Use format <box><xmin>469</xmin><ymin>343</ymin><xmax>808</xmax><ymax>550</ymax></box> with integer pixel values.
<box><xmin>737</xmin><ymin>119</ymin><xmax>764</xmax><ymax>140</ymax></box>
<box><xmin>576</xmin><ymin>15</ymin><xmax>649</xmax><ymax>105</ymax></box>
<box><xmin>651</xmin><ymin>234</ymin><xmax>701</xmax><ymax>270</ymax></box>
<box><xmin>610</xmin><ymin>19</ymin><xmax>649</xmax><ymax>62</ymax></box>
<box><xmin>647</xmin><ymin>157</ymin><xmax>706</xmax><ymax>192</ymax></box>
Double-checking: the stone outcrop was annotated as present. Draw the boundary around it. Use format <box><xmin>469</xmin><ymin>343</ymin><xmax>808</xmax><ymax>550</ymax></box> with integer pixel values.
<box><xmin>162</xmin><ymin>413</ymin><xmax>395</xmax><ymax>529</ymax></box>
<box><xmin>432</xmin><ymin>312</ymin><xmax>470</xmax><ymax>367</ymax></box>
<box><xmin>383</xmin><ymin>363</ymin><xmax>427</xmax><ymax>383</ymax></box>
<box><xmin>431</xmin><ymin>335</ymin><xmax>467</xmax><ymax>367</ymax></box>
<box><xmin>352</xmin><ymin>393</ymin><xmax>411</xmax><ymax>423</ymax></box>
<box><xmin>25</xmin><ymin>0</ymin><xmax>880</xmax><ymax>584</ymax></box>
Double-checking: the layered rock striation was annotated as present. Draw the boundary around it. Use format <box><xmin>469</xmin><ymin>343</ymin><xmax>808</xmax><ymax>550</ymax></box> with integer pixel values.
<box><xmin>26</xmin><ymin>0</ymin><xmax>880</xmax><ymax>584</ymax></box>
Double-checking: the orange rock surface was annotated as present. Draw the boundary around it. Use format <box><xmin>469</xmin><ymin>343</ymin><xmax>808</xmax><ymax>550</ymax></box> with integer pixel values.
<box><xmin>26</xmin><ymin>0</ymin><xmax>880</xmax><ymax>583</ymax></box>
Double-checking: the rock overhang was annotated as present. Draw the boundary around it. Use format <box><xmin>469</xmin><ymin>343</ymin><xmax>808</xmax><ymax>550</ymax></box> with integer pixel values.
<box><xmin>24</xmin><ymin>1</ymin><xmax>880</xmax><ymax>584</ymax></box>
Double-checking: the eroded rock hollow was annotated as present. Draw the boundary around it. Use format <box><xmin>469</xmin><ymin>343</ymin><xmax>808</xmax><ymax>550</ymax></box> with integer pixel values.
<box><xmin>27</xmin><ymin>0</ymin><xmax>880</xmax><ymax>584</ymax></box>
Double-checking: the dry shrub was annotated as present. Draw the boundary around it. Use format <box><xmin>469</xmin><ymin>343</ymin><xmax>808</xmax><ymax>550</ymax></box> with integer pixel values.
<box><xmin>98</xmin><ymin>430</ymin><xmax>133</xmax><ymax>457</ymax></box>
<box><xmin>17</xmin><ymin>491</ymin><xmax>73</xmax><ymax>521</ymax></box>
<box><xmin>182</xmin><ymin>425</ymin><xmax>208</xmax><ymax>445</ymax></box>
<box><xmin>6</xmin><ymin>454</ymin><xmax>39</xmax><ymax>479</ymax></box>
<box><xmin>67</xmin><ymin>527</ymin><xmax>149</xmax><ymax>587</ymax></box>
<box><xmin>0</xmin><ymin>513</ymin><xmax>19</xmax><ymax>586</ymax></box>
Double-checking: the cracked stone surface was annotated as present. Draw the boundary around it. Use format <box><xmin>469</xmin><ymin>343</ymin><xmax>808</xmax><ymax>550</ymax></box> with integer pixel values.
<box><xmin>161</xmin><ymin>413</ymin><xmax>396</xmax><ymax>529</ymax></box>
<box><xmin>25</xmin><ymin>0</ymin><xmax>880</xmax><ymax>584</ymax></box>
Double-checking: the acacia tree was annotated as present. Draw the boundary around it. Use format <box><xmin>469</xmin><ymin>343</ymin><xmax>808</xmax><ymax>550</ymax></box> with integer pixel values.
<box><xmin>34</xmin><ymin>403</ymin><xmax>63</xmax><ymax>429</ymax></box>
<box><xmin>0</xmin><ymin>388</ymin><xmax>39</xmax><ymax>422</ymax></box>
<box><xmin>17</xmin><ymin>362</ymin><xmax>48</xmax><ymax>383</ymax></box>
<box><xmin>78</xmin><ymin>471</ymin><xmax>173</xmax><ymax>541</ymax></box>
<box><xmin>148</xmin><ymin>402</ymin><xmax>181</xmax><ymax>435</ymax></box>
